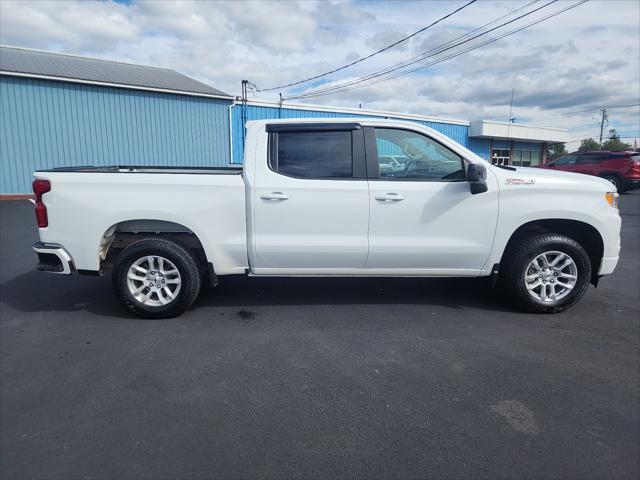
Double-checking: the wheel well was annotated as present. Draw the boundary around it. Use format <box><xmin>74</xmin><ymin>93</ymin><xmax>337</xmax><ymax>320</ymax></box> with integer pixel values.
<box><xmin>502</xmin><ymin>219</ymin><xmax>604</xmax><ymax>280</ymax></box>
<box><xmin>599</xmin><ymin>172</ymin><xmax>622</xmax><ymax>181</ymax></box>
<box><xmin>99</xmin><ymin>220</ymin><xmax>210</xmax><ymax>277</ymax></box>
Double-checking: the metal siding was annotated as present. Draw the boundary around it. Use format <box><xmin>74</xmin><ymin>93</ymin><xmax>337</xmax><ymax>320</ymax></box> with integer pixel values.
<box><xmin>231</xmin><ymin>104</ymin><xmax>470</xmax><ymax>164</ymax></box>
<box><xmin>493</xmin><ymin>140</ymin><xmax>510</xmax><ymax>150</ymax></box>
<box><xmin>468</xmin><ymin>138</ymin><xmax>492</xmax><ymax>160</ymax></box>
<box><xmin>0</xmin><ymin>76</ymin><xmax>231</xmax><ymax>193</ymax></box>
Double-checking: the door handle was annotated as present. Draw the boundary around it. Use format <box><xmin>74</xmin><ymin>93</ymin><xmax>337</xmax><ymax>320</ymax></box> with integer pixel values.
<box><xmin>375</xmin><ymin>193</ymin><xmax>404</xmax><ymax>202</ymax></box>
<box><xmin>260</xmin><ymin>192</ymin><xmax>291</xmax><ymax>201</ymax></box>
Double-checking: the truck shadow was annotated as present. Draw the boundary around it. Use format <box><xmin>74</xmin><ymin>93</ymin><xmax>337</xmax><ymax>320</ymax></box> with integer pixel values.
<box><xmin>1</xmin><ymin>269</ymin><xmax>512</xmax><ymax>319</ymax></box>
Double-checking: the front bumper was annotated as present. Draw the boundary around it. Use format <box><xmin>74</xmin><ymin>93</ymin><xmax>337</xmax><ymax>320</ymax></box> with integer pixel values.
<box><xmin>33</xmin><ymin>242</ymin><xmax>74</xmax><ymax>275</ymax></box>
<box><xmin>598</xmin><ymin>256</ymin><xmax>619</xmax><ymax>275</ymax></box>
<box><xmin>623</xmin><ymin>178</ymin><xmax>640</xmax><ymax>190</ymax></box>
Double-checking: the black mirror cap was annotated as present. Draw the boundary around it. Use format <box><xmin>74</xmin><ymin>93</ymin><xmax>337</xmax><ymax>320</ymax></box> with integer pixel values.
<box><xmin>468</xmin><ymin>163</ymin><xmax>488</xmax><ymax>194</ymax></box>
<box><xmin>470</xmin><ymin>182</ymin><xmax>488</xmax><ymax>194</ymax></box>
<box><xmin>467</xmin><ymin>163</ymin><xmax>487</xmax><ymax>182</ymax></box>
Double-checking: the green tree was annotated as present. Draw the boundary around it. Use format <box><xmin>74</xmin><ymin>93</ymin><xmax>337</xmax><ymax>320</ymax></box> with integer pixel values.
<box><xmin>578</xmin><ymin>138</ymin><xmax>600</xmax><ymax>151</ymax></box>
<box><xmin>546</xmin><ymin>143</ymin><xmax>567</xmax><ymax>160</ymax></box>
<box><xmin>601</xmin><ymin>129</ymin><xmax>631</xmax><ymax>151</ymax></box>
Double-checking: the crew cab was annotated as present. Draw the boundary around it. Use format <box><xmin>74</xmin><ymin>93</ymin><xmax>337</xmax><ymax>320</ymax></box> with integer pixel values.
<box><xmin>538</xmin><ymin>150</ymin><xmax>640</xmax><ymax>193</ymax></box>
<box><xmin>32</xmin><ymin>118</ymin><xmax>622</xmax><ymax>318</ymax></box>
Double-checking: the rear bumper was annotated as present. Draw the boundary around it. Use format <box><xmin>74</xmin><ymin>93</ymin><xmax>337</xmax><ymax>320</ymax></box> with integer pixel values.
<box><xmin>33</xmin><ymin>242</ymin><xmax>74</xmax><ymax>275</ymax></box>
<box><xmin>623</xmin><ymin>178</ymin><xmax>640</xmax><ymax>190</ymax></box>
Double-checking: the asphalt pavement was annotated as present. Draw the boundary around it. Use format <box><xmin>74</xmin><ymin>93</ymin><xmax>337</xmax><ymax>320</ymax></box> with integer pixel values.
<box><xmin>1</xmin><ymin>192</ymin><xmax>639</xmax><ymax>479</ymax></box>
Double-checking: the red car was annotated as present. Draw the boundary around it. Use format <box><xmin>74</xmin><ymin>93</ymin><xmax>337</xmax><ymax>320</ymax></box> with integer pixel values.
<box><xmin>539</xmin><ymin>150</ymin><xmax>640</xmax><ymax>193</ymax></box>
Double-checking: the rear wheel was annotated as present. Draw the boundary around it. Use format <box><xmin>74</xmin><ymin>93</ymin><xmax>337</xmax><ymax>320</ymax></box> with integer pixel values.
<box><xmin>112</xmin><ymin>238</ymin><xmax>201</xmax><ymax>318</ymax></box>
<box><xmin>602</xmin><ymin>174</ymin><xmax>622</xmax><ymax>193</ymax></box>
<box><xmin>500</xmin><ymin>233</ymin><xmax>591</xmax><ymax>313</ymax></box>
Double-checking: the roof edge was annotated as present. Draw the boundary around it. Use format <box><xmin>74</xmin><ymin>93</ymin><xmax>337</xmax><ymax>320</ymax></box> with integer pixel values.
<box><xmin>1</xmin><ymin>44</ymin><xmax>175</xmax><ymax>72</ymax></box>
<box><xmin>470</xmin><ymin>119</ymin><xmax>567</xmax><ymax>133</ymax></box>
<box><xmin>0</xmin><ymin>71</ymin><xmax>234</xmax><ymax>101</ymax></box>
<box><xmin>242</xmin><ymin>98</ymin><xmax>471</xmax><ymax>126</ymax></box>
<box><xmin>468</xmin><ymin>119</ymin><xmax>569</xmax><ymax>143</ymax></box>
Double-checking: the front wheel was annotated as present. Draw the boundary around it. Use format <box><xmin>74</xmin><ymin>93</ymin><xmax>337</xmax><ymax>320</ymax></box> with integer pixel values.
<box><xmin>602</xmin><ymin>174</ymin><xmax>622</xmax><ymax>193</ymax></box>
<box><xmin>112</xmin><ymin>238</ymin><xmax>201</xmax><ymax>318</ymax></box>
<box><xmin>499</xmin><ymin>234</ymin><xmax>592</xmax><ymax>313</ymax></box>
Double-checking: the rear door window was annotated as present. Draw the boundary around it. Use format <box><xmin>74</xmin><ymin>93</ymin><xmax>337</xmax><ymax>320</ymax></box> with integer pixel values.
<box><xmin>272</xmin><ymin>131</ymin><xmax>353</xmax><ymax>179</ymax></box>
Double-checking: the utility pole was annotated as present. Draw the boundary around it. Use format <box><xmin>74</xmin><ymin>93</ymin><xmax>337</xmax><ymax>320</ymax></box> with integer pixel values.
<box><xmin>241</xmin><ymin>80</ymin><xmax>248</xmax><ymax>147</ymax></box>
<box><xmin>506</xmin><ymin>88</ymin><xmax>515</xmax><ymax>166</ymax></box>
<box><xmin>240</xmin><ymin>80</ymin><xmax>258</xmax><ymax>145</ymax></box>
<box><xmin>599</xmin><ymin>107</ymin><xmax>608</xmax><ymax>147</ymax></box>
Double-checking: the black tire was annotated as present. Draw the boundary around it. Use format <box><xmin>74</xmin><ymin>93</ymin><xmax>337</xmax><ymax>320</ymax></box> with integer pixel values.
<box><xmin>112</xmin><ymin>238</ymin><xmax>201</xmax><ymax>318</ymax></box>
<box><xmin>499</xmin><ymin>233</ymin><xmax>592</xmax><ymax>314</ymax></box>
<box><xmin>602</xmin><ymin>174</ymin><xmax>622</xmax><ymax>193</ymax></box>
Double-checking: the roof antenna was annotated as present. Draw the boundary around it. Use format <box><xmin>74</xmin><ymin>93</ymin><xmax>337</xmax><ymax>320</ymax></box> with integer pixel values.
<box><xmin>508</xmin><ymin>88</ymin><xmax>516</xmax><ymax>123</ymax></box>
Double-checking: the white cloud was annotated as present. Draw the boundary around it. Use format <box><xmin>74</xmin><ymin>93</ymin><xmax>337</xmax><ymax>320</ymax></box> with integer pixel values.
<box><xmin>0</xmin><ymin>0</ymin><xmax>138</xmax><ymax>50</ymax></box>
<box><xmin>0</xmin><ymin>0</ymin><xmax>638</xmax><ymax>149</ymax></box>
<box><xmin>365</xmin><ymin>31</ymin><xmax>409</xmax><ymax>51</ymax></box>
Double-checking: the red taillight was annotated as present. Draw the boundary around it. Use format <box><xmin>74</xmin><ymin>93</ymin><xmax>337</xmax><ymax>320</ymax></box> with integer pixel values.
<box><xmin>32</xmin><ymin>179</ymin><xmax>51</xmax><ymax>227</ymax></box>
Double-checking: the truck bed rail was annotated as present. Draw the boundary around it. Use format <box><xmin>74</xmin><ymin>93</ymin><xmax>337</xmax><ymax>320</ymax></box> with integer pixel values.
<box><xmin>35</xmin><ymin>165</ymin><xmax>243</xmax><ymax>175</ymax></box>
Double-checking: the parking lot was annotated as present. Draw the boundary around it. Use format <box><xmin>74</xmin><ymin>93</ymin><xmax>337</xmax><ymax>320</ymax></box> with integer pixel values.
<box><xmin>1</xmin><ymin>193</ymin><xmax>638</xmax><ymax>479</ymax></box>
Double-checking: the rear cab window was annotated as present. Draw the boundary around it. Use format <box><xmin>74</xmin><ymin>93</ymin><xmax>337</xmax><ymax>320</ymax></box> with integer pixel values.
<box><xmin>267</xmin><ymin>124</ymin><xmax>366</xmax><ymax>179</ymax></box>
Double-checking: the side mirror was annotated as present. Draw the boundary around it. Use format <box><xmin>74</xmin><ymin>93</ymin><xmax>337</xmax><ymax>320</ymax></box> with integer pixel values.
<box><xmin>467</xmin><ymin>164</ymin><xmax>488</xmax><ymax>194</ymax></box>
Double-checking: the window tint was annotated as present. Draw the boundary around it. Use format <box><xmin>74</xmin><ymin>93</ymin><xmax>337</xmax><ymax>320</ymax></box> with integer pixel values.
<box><xmin>530</xmin><ymin>150</ymin><xmax>541</xmax><ymax>166</ymax></box>
<box><xmin>577</xmin><ymin>155</ymin><xmax>602</xmax><ymax>164</ymax></box>
<box><xmin>512</xmin><ymin>149</ymin><xmax>540</xmax><ymax>167</ymax></box>
<box><xmin>275</xmin><ymin>131</ymin><xmax>352</xmax><ymax>178</ymax></box>
<box><xmin>553</xmin><ymin>154</ymin><xmax>577</xmax><ymax>166</ymax></box>
<box><xmin>374</xmin><ymin>128</ymin><xmax>464</xmax><ymax>180</ymax></box>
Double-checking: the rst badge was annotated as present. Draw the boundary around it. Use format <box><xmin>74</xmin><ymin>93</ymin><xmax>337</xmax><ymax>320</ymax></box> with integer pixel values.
<box><xmin>506</xmin><ymin>177</ymin><xmax>536</xmax><ymax>185</ymax></box>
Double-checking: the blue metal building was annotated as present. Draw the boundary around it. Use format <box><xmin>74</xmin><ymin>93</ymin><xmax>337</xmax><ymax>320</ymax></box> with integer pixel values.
<box><xmin>1</xmin><ymin>47</ymin><xmax>568</xmax><ymax>194</ymax></box>
<box><xmin>1</xmin><ymin>46</ymin><xmax>234</xmax><ymax>194</ymax></box>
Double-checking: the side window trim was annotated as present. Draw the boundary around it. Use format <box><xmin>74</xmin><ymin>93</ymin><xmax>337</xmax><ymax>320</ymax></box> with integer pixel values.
<box><xmin>266</xmin><ymin>128</ymin><xmax>367</xmax><ymax>181</ymax></box>
<box><xmin>364</xmin><ymin>126</ymin><xmax>466</xmax><ymax>182</ymax></box>
<box><xmin>364</xmin><ymin>126</ymin><xmax>379</xmax><ymax>179</ymax></box>
<box><xmin>268</xmin><ymin>131</ymin><xmax>278</xmax><ymax>172</ymax></box>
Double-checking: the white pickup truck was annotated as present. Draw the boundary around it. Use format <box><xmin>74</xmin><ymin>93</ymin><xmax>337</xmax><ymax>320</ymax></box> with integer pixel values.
<box><xmin>32</xmin><ymin>118</ymin><xmax>621</xmax><ymax>318</ymax></box>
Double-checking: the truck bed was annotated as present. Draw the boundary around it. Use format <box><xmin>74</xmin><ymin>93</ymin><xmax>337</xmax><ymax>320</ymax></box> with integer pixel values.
<box><xmin>34</xmin><ymin>166</ymin><xmax>248</xmax><ymax>275</ymax></box>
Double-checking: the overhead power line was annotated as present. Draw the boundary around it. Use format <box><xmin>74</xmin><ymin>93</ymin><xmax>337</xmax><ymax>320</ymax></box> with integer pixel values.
<box><xmin>566</xmin><ymin>135</ymin><xmax>640</xmax><ymax>142</ymax></box>
<box><xmin>287</xmin><ymin>0</ymin><xmax>587</xmax><ymax>100</ymax></box>
<box><xmin>287</xmin><ymin>0</ymin><xmax>551</xmax><ymax>99</ymax></box>
<box><xmin>506</xmin><ymin>102</ymin><xmax>640</xmax><ymax>125</ymax></box>
<box><xmin>560</xmin><ymin>103</ymin><xmax>640</xmax><ymax>116</ymax></box>
<box><xmin>607</xmin><ymin>103</ymin><xmax>640</xmax><ymax>110</ymax></box>
<box><xmin>286</xmin><ymin>0</ymin><xmax>588</xmax><ymax>101</ymax></box>
<box><xmin>258</xmin><ymin>0</ymin><xmax>478</xmax><ymax>93</ymax></box>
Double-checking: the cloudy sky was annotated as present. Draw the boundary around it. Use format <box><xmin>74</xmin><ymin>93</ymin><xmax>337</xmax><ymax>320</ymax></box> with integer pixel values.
<box><xmin>1</xmin><ymin>0</ymin><xmax>638</xmax><ymax>149</ymax></box>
